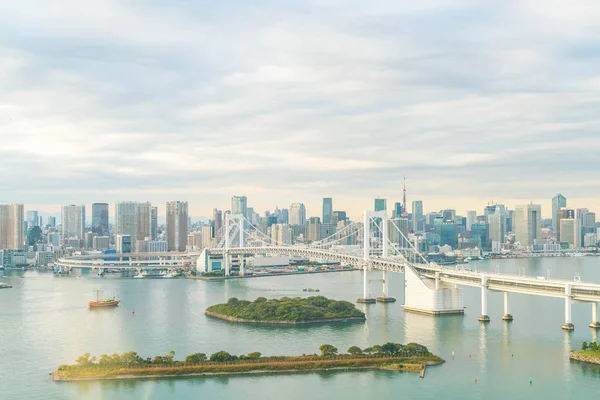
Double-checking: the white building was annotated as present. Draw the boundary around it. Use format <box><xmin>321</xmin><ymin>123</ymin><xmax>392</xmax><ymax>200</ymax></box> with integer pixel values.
<box><xmin>166</xmin><ymin>201</ymin><xmax>188</xmax><ymax>252</ymax></box>
<box><xmin>0</xmin><ymin>204</ymin><xmax>24</xmax><ymax>250</ymax></box>
<box><xmin>271</xmin><ymin>223</ymin><xmax>292</xmax><ymax>246</ymax></box>
<box><xmin>289</xmin><ymin>203</ymin><xmax>306</xmax><ymax>225</ymax></box>
<box><xmin>560</xmin><ymin>218</ymin><xmax>581</xmax><ymax>249</ymax></box>
<box><xmin>62</xmin><ymin>204</ymin><xmax>85</xmax><ymax>244</ymax></box>
<box><xmin>514</xmin><ymin>204</ymin><xmax>542</xmax><ymax>246</ymax></box>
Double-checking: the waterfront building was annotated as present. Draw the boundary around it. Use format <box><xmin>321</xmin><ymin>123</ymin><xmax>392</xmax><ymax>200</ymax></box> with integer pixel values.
<box><xmin>556</xmin><ymin>208</ymin><xmax>575</xmax><ymax>242</ymax></box>
<box><xmin>151</xmin><ymin>206</ymin><xmax>158</xmax><ymax>240</ymax></box>
<box><xmin>116</xmin><ymin>234</ymin><xmax>132</xmax><ymax>253</ymax></box>
<box><xmin>374</xmin><ymin>198</ymin><xmax>387</xmax><ymax>212</ymax></box>
<box><xmin>93</xmin><ymin>236</ymin><xmax>110</xmax><ymax>250</ymax></box>
<box><xmin>584</xmin><ymin>233</ymin><xmax>598</xmax><ymax>248</ymax></box>
<box><xmin>26</xmin><ymin>211</ymin><xmax>39</xmax><ymax>228</ymax></box>
<box><xmin>289</xmin><ymin>203</ymin><xmax>306</xmax><ymax>225</ymax></box>
<box><xmin>91</xmin><ymin>203</ymin><xmax>109</xmax><ymax>236</ymax></box>
<box><xmin>559</xmin><ymin>218</ymin><xmax>581</xmax><ymax>249</ymax></box>
<box><xmin>166</xmin><ymin>201</ymin><xmax>188</xmax><ymax>252</ymax></box>
<box><xmin>552</xmin><ymin>193</ymin><xmax>567</xmax><ymax>235</ymax></box>
<box><xmin>308</xmin><ymin>217</ymin><xmax>321</xmax><ymax>242</ymax></box>
<box><xmin>514</xmin><ymin>204</ymin><xmax>542</xmax><ymax>247</ymax></box>
<box><xmin>61</xmin><ymin>205</ymin><xmax>85</xmax><ymax>245</ymax></box>
<box><xmin>231</xmin><ymin>196</ymin><xmax>247</xmax><ymax>218</ymax></box>
<box><xmin>412</xmin><ymin>200</ymin><xmax>423</xmax><ymax>232</ymax></box>
<box><xmin>322</xmin><ymin>198</ymin><xmax>332</xmax><ymax>224</ymax></box>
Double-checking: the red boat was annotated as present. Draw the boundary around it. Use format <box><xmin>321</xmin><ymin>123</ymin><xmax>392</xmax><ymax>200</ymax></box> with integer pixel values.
<box><xmin>89</xmin><ymin>289</ymin><xmax>120</xmax><ymax>308</ymax></box>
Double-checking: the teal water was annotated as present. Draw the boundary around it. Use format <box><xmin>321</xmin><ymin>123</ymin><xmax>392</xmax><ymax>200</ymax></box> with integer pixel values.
<box><xmin>1</xmin><ymin>257</ymin><xmax>600</xmax><ymax>399</ymax></box>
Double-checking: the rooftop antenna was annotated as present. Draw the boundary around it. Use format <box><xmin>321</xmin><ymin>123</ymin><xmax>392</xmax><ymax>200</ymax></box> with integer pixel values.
<box><xmin>402</xmin><ymin>177</ymin><xmax>408</xmax><ymax>219</ymax></box>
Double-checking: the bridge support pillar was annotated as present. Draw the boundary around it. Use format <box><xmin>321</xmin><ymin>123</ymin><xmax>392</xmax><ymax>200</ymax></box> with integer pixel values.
<box><xmin>562</xmin><ymin>283</ymin><xmax>574</xmax><ymax>331</ymax></box>
<box><xmin>240</xmin><ymin>255</ymin><xmax>244</xmax><ymax>277</ymax></box>
<box><xmin>224</xmin><ymin>253</ymin><xmax>230</xmax><ymax>277</ymax></box>
<box><xmin>376</xmin><ymin>270</ymin><xmax>396</xmax><ymax>303</ymax></box>
<box><xmin>478</xmin><ymin>275</ymin><xmax>490</xmax><ymax>322</ymax></box>
<box><xmin>357</xmin><ymin>264</ymin><xmax>375</xmax><ymax>303</ymax></box>
<box><xmin>590</xmin><ymin>303</ymin><xmax>600</xmax><ymax>329</ymax></box>
<box><xmin>502</xmin><ymin>292</ymin><xmax>513</xmax><ymax>321</ymax></box>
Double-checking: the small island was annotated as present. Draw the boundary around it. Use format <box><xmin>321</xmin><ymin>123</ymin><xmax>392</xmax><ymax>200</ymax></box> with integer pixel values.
<box><xmin>570</xmin><ymin>341</ymin><xmax>600</xmax><ymax>365</ymax></box>
<box><xmin>52</xmin><ymin>342</ymin><xmax>444</xmax><ymax>382</ymax></box>
<box><xmin>205</xmin><ymin>296</ymin><xmax>366</xmax><ymax>324</ymax></box>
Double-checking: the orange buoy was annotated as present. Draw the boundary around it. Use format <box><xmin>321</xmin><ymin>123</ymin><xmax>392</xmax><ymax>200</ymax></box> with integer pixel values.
<box><xmin>132</xmin><ymin>308</ymin><xmax>135</xmax><ymax>315</ymax></box>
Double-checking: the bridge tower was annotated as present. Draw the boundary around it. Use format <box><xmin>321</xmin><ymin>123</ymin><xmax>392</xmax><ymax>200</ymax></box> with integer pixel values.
<box><xmin>224</xmin><ymin>213</ymin><xmax>245</xmax><ymax>277</ymax></box>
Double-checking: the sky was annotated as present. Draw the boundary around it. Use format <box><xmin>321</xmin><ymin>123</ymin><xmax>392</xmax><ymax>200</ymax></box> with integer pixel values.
<box><xmin>1</xmin><ymin>0</ymin><xmax>600</xmax><ymax>219</ymax></box>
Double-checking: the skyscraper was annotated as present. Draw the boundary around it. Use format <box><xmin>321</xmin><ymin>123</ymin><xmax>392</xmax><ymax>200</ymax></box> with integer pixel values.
<box><xmin>466</xmin><ymin>211</ymin><xmax>477</xmax><ymax>231</ymax></box>
<box><xmin>26</xmin><ymin>210</ymin><xmax>39</xmax><ymax>228</ymax></box>
<box><xmin>307</xmin><ymin>217</ymin><xmax>322</xmax><ymax>241</ymax></box>
<box><xmin>560</xmin><ymin>218</ymin><xmax>581</xmax><ymax>249</ymax></box>
<box><xmin>392</xmin><ymin>202</ymin><xmax>403</xmax><ymax>219</ymax></box>
<box><xmin>47</xmin><ymin>216</ymin><xmax>56</xmax><ymax>227</ymax></box>
<box><xmin>231</xmin><ymin>196</ymin><xmax>247</xmax><ymax>218</ymax></box>
<box><xmin>322</xmin><ymin>198</ymin><xmax>332</xmax><ymax>224</ymax></box>
<box><xmin>151</xmin><ymin>206</ymin><xmax>158</xmax><ymax>240</ymax></box>
<box><xmin>331</xmin><ymin>211</ymin><xmax>347</xmax><ymax>226</ymax></box>
<box><xmin>374</xmin><ymin>198</ymin><xmax>387</xmax><ymax>212</ymax></box>
<box><xmin>0</xmin><ymin>204</ymin><xmax>24</xmax><ymax>250</ymax></box>
<box><xmin>213</xmin><ymin>208</ymin><xmax>223</xmax><ymax>234</ymax></box>
<box><xmin>289</xmin><ymin>203</ymin><xmax>306</xmax><ymax>225</ymax></box>
<box><xmin>137</xmin><ymin>202</ymin><xmax>151</xmax><ymax>240</ymax></box>
<box><xmin>166</xmin><ymin>201</ymin><xmax>188</xmax><ymax>251</ymax></box>
<box><xmin>91</xmin><ymin>203</ymin><xmax>109</xmax><ymax>236</ymax></box>
<box><xmin>62</xmin><ymin>205</ymin><xmax>85</xmax><ymax>243</ymax></box>
<box><xmin>115</xmin><ymin>202</ymin><xmax>138</xmax><ymax>238</ymax></box>
<box><xmin>488</xmin><ymin>212</ymin><xmax>506</xmax><ymax>247</ymax></box>
<box><xmin>514</xmin><ymin>204</ymin><xmax>542</xmax><ymax>246</ymax></box>
<box><xmin>552</xmin><ymin>194</ymin><xmax>567</xmax><ymax>235</ymax></box>
<box><xmin>556</xmin><ymin>208</ymin><xmax>575</xmax><ymax>242</ymax></box>
<box><xmin>412</xmin><ymin>200</ymin><xmax>423</xmax><ymax>232</ymax></box>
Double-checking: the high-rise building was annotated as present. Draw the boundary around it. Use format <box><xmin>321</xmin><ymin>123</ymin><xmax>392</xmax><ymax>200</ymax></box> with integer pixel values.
<box><xmin>213</xmin><ymin>208</ymin><xmax>223</xmax><ymax>234</ymax></box>
<box><xmin>560</xmin><ymin>218</ymin><xmax>581</xmax><ymax>249</ymax></box>
<box><xmin>61</xmin><ymin>205</ymin><xmax>85</xmax><ymax>243</ymax></box>
<box><xmin>552</xmin><ymin>194</ymin><xmax>567</xmax><ymax>235</ymax></box>
<box><xmin>556</xmin><ymin>208</ymin><xmax>575</xmax><ymax>242</ymax></box>
<box><xmin>392</xmin><ymin>202</ymin><xmax>403</xmax><ymax>219</ymax></box>
<box><xmin>307</xmin><ymin>217</ymin><xmax>321</xmax><ymax>242</ymax></box>
<box><xmin>440</xmin><ymin>222</ymin><xmax>458</xmax><ymax>248</ymax></box>
<box><xmin>279</xmin><ymin>208</ymin><xmax>289</xmax><ymax>224</ymax></box>
<box><xmin>151</xmin><ymin>206</ymin><xmax>158</xmax><ymax>240</ymax></box>
<box><xmin>514</xmin><ymin>204</ymin><xmax>542</xmax><ymax>246</ymax></box>
<box><xmin>47</xmin><ymin>216</ymin><xmax>56</xmax><ymax>227</ymax></box>
<box><xmin>91</xmin><ymin>203</ymin><xmax>109</xmax><ymax>236</ymax></box>
<box><xmin>331</xmin><ymin>211</ymin><xmax>347</xmax><ymax>226</ymax></box>
<box><xmin>271</xmin><ymin>223</ymin><xmax>292</xmax><ymax>246</ymax></box>
<box><xmin>442</xmin><ymin>209</ymin><xmax>456</xmax><ymax>222</ymax></box>
<box><xmin>166</xmin><ymin>201</ymin><xmax>188</xmax><ymax>251</ymax></box>
<box><xmin>115</xmin><ymin>202</ymin><xmax>139</xmax><ymax>238</ymax></box>
<box><xmin>471</xmin><ymin>222</ymin><xmax>489</xmax><ymax>250</ymax></box>
<box><xmin>231</xmin><ymin>196</ymin><xmax>248</xmax><ymax>218</ymax></box>
<box><xmin>0</xmin><ymin>204</ymin><xmax>24</xmax><ymax>249</ymax></box>
<box><xmin>466</xmin><ymin>211</ymin><xmax>477</xmax><ymax>231</ymax></box>
<box><xmin>374</xmin><ymin>198</ymin><xmax>387</xmax><ymax>212</ymax></box>
<box><xmin>201</xmin><ymin>225</ymin><xmax>214</xmax><ymax>249</ymax></box>
<box><xmin>412</xmin><ymin>200</ymin><xmax>423</xmax><ymax>232</ymax></box>
<box><xmin>116</xmin><ymin>234</ymin><xmax>132</xmax><ymax>253</ymax></box>
<box><xmin>289</xmin><ymin>203</ymin><xmax>306</xmax><ymax>225</ymax></box>
<box><xmin>322</xmin><ymin>198</ymin><xmax>332</xmax><ymax>224</ymax></box>
<box><xmin>26</xmin><ymin>210</ymin><xmax>39</xmax><ymax>228</ymax></box>
<box><xmin>93</xmin><ymin>236</ymin><xmax>110</xmax><ymax>250</ymax></box>
<box><xmin>488</xmin><ymin>212</ymin><xmax>506</xmax><ymax>248</ymax></box>
<box><xmin>137</xmin><ymin>202</ymin><xmax>151</xmax><ymax>241</ymax></box>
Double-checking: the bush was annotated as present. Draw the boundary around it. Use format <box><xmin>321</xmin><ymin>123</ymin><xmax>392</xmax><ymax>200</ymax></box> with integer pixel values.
<box><xmin>185</xmin><ymin>353</ymin><xmax>207</xmax><ymax>364</ymax></box>
<box><xmin>248</xmin><ymin>352</ymin><xmax>262</xmax><ymax>360</ymax></box>
<box><xmin>210</xmin><ymin>351</ymin><xmax>236</xmax><ymax>362</ymax></box>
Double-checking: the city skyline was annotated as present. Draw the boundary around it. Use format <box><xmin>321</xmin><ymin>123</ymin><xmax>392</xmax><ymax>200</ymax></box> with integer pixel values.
<box><xmin>2</xmin><ymin>3</ymin><xmax>600</xmax><ymax>214</ymax></box>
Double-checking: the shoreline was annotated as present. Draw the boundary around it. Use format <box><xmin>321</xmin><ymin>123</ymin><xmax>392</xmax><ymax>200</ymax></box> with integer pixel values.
<box><xmin>569</xmin><ymin>351</ymin><xmax>600</xmax><ymax>365</ymax></box>
<box><xmin>191</xmin><ymin>268</ymin><xmax>359</xmax><ymax>281</ymax></box>
<box><xmin>204</xmin><ymin>310</ymin><xmax>366</xmax><ymax>325</ymax></box>
<box><xmin>52</xmin><ymin>359</ymin><xmax>444</xmax><ymax>382</ymax></box>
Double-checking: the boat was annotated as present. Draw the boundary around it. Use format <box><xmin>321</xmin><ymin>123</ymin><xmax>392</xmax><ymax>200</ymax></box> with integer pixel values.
<box><xmin>88</xmin><ymin>289</ymin><xmax>120</xmax><ymax>308</ymax></box>
<box><xmin>303</xmin><ymin>288</ymin><xmax>320</xmax><ymax>292</ymax></box>
<box><xmin>133</xmin><ymin>270</ymin><xmax>149</xmax><ymax>279</ymax></box>
<box><xmin>162</xmin><ymin>269</ymin><xmax>179</xmax><ymax>278</ymax></box>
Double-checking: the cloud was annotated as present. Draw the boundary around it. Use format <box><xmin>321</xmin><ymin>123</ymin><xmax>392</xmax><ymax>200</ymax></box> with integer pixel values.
<box><xmin>0</xmin><ymin>0</ymin><xmax>599</xmax><ymax>217</ymax></box>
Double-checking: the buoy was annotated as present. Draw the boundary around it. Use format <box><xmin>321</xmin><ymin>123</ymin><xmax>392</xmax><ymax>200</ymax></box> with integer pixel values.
<box><xmin>452</xmin><ymin>351</ymin><xmax>455</xmax><ymax>359</ymax></box>
<box><xmin>512</xmin><ymin>354</ymin><xmax>514</xmax><ymax>358</ymax></box>
<box><xmin>469</xmin><ymin>353</ymin><xmax>471</xmax><ymax>358</ymax></box>
<box><xmin>474</xmin><ymin>377</ymin><xmax>477</xmax><ymax>383</ymax></box>
<box><xmin>132</xmin><ymin>309</ymin><xmax>135</xmax><ymax>315</ymax></box>
<box><xmin>530</xmin><ymin>379</ymin><xmax>532</xmax><ymax>385</ymax></box>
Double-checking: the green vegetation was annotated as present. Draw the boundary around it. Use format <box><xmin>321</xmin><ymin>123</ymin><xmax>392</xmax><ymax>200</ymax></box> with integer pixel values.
<box><xmin>53</xmin><ymin>342</ymin><xmax>443</xmax><ymax>381</ymax></box>
<box><xmin>201</xmin><ymin>270</ymin><xmax>225</xmax><ymax>277</ymax></box>
<box><xmin>581</xmin><ymin>341</ymin><xmax>600</xmax><ymax>352</ymax></box>
<box><xmin>206</xmin><ymin>296</ymin><xmax>365</xmax><ymax>322</ymax></box>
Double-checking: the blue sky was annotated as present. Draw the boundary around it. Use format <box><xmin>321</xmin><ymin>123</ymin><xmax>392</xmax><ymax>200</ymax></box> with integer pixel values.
<box><xmin>1</xmin><ymin>1</ymin><xmax>599</xmax><ymax>218</ymax></box>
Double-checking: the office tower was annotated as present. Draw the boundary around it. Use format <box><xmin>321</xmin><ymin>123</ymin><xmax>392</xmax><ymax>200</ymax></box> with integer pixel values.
<box><xmin>137</xmin><ymin>202</ymin><xmax>151</xmax><ymax>241</ymax></box>
<box><xmin>488</xmin><ymin>212</ymin><xmax>506</xmax><ymax>247</ymax></box>
<box><xmin>552</xmin><ymin>194</ymin><xmax>567</xmax><ymax>235</ymax></box>
<box><xmin>93</xmin><ymin>236</ymin><xmax>110</xmax><ymax>250</ymax></box>
<box><xmin>374</xmin><ymin>198</ymin><xmax>387</xmax><ymax>212</ymax></box>
<box><xmin>0</xmin><ymin>204</ymin><xmax>24</xmax><ymax>249</ymax></box>
<box><xmin>466</xmin><ymin>211</ymin><xmax>477</xmax><ymax>231</ymax></box>
<box><xmin>84</xmin><ymin>232</ymin><xmax>96</xmax><ymax>249</ymax></box>
<box><xmin>307</xmin><ymin>217</ymin><xmax>322</xmax><ymax>242</ymax></box>
<box><xmin>166</xmin><ymin>201</ymin><xmax>188</xmax><ymax>251</ymax></box>
<box><xmin>442</xmin><ymin>209</ymin><xmax>456</xmax><ymax>222</ymax></box>
<box><xmin>115</xmin><ymin>202</ymin><xmax>139</xmax><ymax>238</ymax></box>
<box><xmin>289</xmin><ymin>203</ymin><xmax>306</xmax><ymax>225</ymax></box>
<box><xmin>91</xmin><ymin>203</ymin><xmax>109</xmax><ymax>236</ymax></box>
<box><xmin>556</xmin><ymin>208</ymin><xmax>575</xmax><ymax>242</ymax></box>
<box><xmin>560</xmin><ymin>218</ymin><xmax>581</xmax><ymax>249</ymax></box>
<box><xmin>61</xmin><ymin>205</ymin><xmax>85</xmax><ymax>243</ymax></box>
<box><xmin>201</xmin><ymin>225</ymin><xmax>214</xmax><ymax>248</ymax></box>
<box><xmin>412</xmin><ymin>200</ymin><xmax>423</xmax><ymax>232</ymax></box>
<box><xmin>471</xmin><ymin>222</ymin><xmax>490</xmax><ymax>250</ymax></box>
<box><xmin>322</xmin><ymin>198</ymin><xmax>333</xmax><ymax>224</ymax></box>
<box><xmin>389</xmin><ymin>218</ymin><xmax>409</xmax><ymax>248</ymax></box>
<box><xmin>392</xmin><ymin>202</ymin><xmax>403</xmax><ymax>219</ymax></box>
<box><xmin>47</xmin><ymin>216</ymin><xmax>56</xmax><ymax>227</ymax></box>
<box><xmin>213</xmin><ymin>208</ymin><xmax>223</xmax><ymax>234</ymax></box>
<box><xmin>271</xmin><ymin>224</ymin><xmax>293</xmax><ymax>246</ymax></box>
<box><xmin>331</xmin><ymin>211</ymin><xmax>347</xmax><ymax>226</ymax></box>
<box><xmin>116</xmin><ymin>234</ymin><xmax>132</xmax><ymax>253</ymax></box>
<box><xmin>38</xmin><ymin>216</ymin><xmax>42</xmax><ymax>227</ymax></box>
<box><xmin>26</xmin><ymin>210</ymin><xmax>39</xmax><ymax>228</ymax></box>
<box><xmin>514</xmin><ymin>204</ymin><xmax>542</xmax><ymax>246</ymax></box>
<box><xmin>151</xmin><ymin>206</ymin><xmax>158</xmax><ymax>240</ymax></box>
<box><xmin>231</xmin><ymin>196</ymin><xmax>247</xmax><ymax>218</ymax></box>
<box><xmin>440</xmin><ymin>222</ymin><xmax>458</xmax><ymax>248</ymax></box>
<box><xmin>279</xmin><ymin>208</ymin><xmax>289</xmax><ymax>224</ymax></box>
<box><xmin>583</xmin><ymin>212</ymin><xmax>596</xmax><ymax>232</ymax></box>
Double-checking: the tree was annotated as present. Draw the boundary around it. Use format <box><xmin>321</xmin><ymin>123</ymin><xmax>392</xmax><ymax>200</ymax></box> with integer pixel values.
<box><xmin>185</xmin><ymin>353</ymin><xmax>207</xmax><ymax>364</ymax></box>
<box><xmin>582</xmin><ymin>342</ymin><xmax>589</xmax><ymax>350</ymax></box>
<box><xmin>247</xmin><ymin>352</ymin><xmax>262</xmax><ymax>360</ymax></box>
<box><xmin>75</xmin><ymin>353</ymin><xmax>96</xmax><ymax>366</ymax></box>
<box><xmin>319</xmin><ymin>344</ymin><xmax>338</xmax><ymax>356</ymax></box>
<box><xmin>166</xmin><ymin>350</ymin><xmax>175</xmax><ymax>364</ymax></box>
<box><xmin>210</xmin><ymin>351</ymin><xmax>235</xmax><ymax>362</ymax></box>
<box><xmin>363</xmin><ymin>347</ymin><xmax>373</xmax><ymax>354</ymax></box>
<box><xmin>371</xmin><ymin>345</ymin><xmax>383</xmax><ymax>355</ymax></box>
<box><xmin>347</xmin><ymin>346</ymin><xmax>363</xmax><ymax>355</ymax></box>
